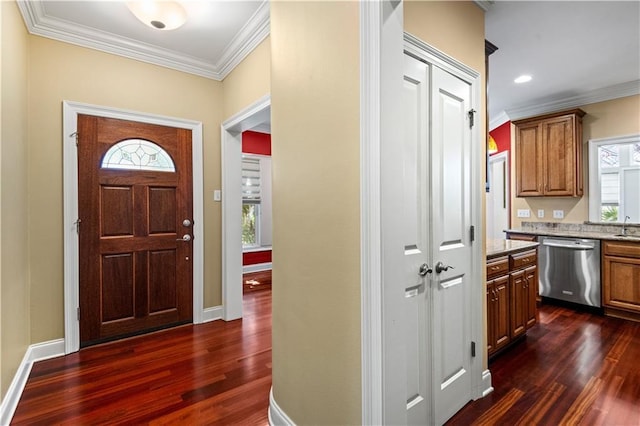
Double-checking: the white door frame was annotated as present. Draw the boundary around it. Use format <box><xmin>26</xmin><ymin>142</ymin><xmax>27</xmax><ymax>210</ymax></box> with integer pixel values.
<box><xmin>221</xmin><ymin>95</ymin><xmax>271</xmax><ymax>321</ymax></box>
<box><xmin>488</xmin><ymin>151</ymin><xmax>510</xmax><ymax>239</ymax></box>
<box><xmin>62</xmin><ymin>100</ymin><xmax>205</xmax><ymax>354</ymax></box>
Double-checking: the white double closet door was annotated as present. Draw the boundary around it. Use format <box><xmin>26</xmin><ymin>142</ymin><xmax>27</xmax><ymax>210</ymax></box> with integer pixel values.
<box><xmin>395</xmin><ymin>52</ymin><xmax>475</xmax><ymax>425</ymax></box>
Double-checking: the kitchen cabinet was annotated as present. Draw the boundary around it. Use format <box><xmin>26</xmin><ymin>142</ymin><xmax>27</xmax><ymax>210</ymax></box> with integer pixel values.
<box><xmin>513</xmin><ymin>109</ymin><xmax>585</xmax><ymax>197</ymax></box>
<box><xmin>486</xmin><ymin>248</ymin><xmax>538</xmax><ymax>358</ymax></box>
<box><xmin>603</xmin><ymin>240</ymin><xmax>640</xmax><ymax>320</ymax></box>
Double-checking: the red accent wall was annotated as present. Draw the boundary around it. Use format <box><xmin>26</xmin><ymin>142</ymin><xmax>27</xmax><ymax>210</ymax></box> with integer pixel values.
<box><xmin>243</xmin><ymin>250</ymin><xmax>272</xmax><ymax>266</ymax></box>
<box><xmin>242</xmin><ymin>130</ymin><xmax>271</xmax><ymax>156</ymax></box>
<box><xmin>242</xmin><ymin>131</ymin><xmax>272</xmax><ymax>266</ymax></box>
<box><xmin>489</xmin><ymin>121</ymin><xmax>511</xmax><ymax>154</ymax></box>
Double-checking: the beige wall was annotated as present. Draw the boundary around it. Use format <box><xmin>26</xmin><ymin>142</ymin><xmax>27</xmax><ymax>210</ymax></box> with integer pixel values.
<box><xmin>270</xmin><ymin>1</ymin><xmax>485</xmax><ymax>423</ymax></box>
<box><xmin>271</xmin><ymin>1</ymin><xmax>361</xmax><ymax>424</ymax></box>
<box><xmin>27</xmin><ymin>37</ymin><xmax>224</xmax><ymax>342</ymax></box>
<box><xmin>222</xmin><ymin>36</ymin><xmax>270</xmax><ymax>120</ymax></box>
<box><xmin>511</xmin><ymin>95</ymin><xmax>640</xmax><ymax>227</ymax></box>
<box><xmin>1</xmin><ymin>1</ymin><xmax>30</xmax><ymax>396</ymax></box>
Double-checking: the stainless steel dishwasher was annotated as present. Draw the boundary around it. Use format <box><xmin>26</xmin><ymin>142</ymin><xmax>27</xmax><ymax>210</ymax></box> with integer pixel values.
<box><xmin>538</xmin><ymin>236</ymin><xmax>601</xmax><ymax>307</ymax></box>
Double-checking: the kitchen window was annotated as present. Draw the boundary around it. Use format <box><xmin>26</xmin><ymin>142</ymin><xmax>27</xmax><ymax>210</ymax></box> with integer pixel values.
<box><xmin>588</xmin><ymin>134</ymin><xmax>640</xmax><ymax>223</ymax></box>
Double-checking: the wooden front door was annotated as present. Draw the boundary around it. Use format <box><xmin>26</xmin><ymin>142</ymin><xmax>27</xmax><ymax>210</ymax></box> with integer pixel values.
<box><xmin>78</xmin><ymin>115</ymin><xmax>193</xmax><ymax>347</ymax></box>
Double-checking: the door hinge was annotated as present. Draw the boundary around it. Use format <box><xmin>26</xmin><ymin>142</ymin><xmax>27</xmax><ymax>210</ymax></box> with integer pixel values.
<box><xmin>471</xmin><ymin>341</ymin><xmax>476</xmax><ymax>357</ymax></box>
<box><xmin>69</xmin><ymin>131</ymin><xmax>79</xmax><ymax>146</ymax></box>
<box><xmin>74</xmin><ymin>218</ymin><xmax>82</xmax><ymax>234</ymax></box>
<box><xmin>468</xmin><ymin>109</ymin><xmax>476</xmax><ymax>129</ymax></box>
<box><xmin>77</xmin><ymin>307</ymin><xmax>80</xmax><ymax>320</ymax></box>
<box><xmin>470</xmin><ymin>225</ymin><xmax>475</xmax><ymax>242</ymax></box>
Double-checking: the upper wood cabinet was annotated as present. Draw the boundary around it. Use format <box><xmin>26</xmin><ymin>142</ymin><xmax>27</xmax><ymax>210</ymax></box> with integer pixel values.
<box><xmin>514</xmin><ymin>109</ymin><xmax>585</xmax><ymax>197</ymax></box>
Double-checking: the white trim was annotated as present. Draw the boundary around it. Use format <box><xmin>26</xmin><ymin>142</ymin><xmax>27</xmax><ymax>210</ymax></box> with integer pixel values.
<box><xmin>16</xmin><ymin>0</ymin><xmax>270</xmax><ymax>81</ymax></box>
<box><xmin>63</xmin><ymin>101</ymin><xmax>204</xmax><ymax>354</ymax></box>
<box><xmin>202</xmin><ymin>306</ymin><xmax>224</xmax><ymax>323</ymax></box>
<box><xmin>505</xmin><ymin>79</ymin><xmax>640</xmax><ymax>122</ymax></box>
<box><xmin>0</xmin><ymin>339</ymin><xmax>65</xmax><ymax>425</ymax></box>
<box><xmin>221</xmin><ymin>95</ymin><xmax>271</xmax><ymax>321</ymax></box>
<box><xmin>243</xmin><ymin>262</ymin><xmax>272</xmax><ymax>273</ymax></box>
<box><xmin>489</xmin><ymin>110</ymin><xmax>510</xmax><ymax>131</ymax></box>
<box><xmin>588</xmin><ymin>133</ymin><xmax>640</xmax><ymax>222</ymax></box>
<box><xmin>481</xmin><ymin>369</ymin><xmax>494</xmax><ymax>397</ymax></box>
<box><xmin>404</xmin><ymin>33</ymin><xmax>480</xmax><ymax>80</ymax></box>
<box><xmin>359</xmin><ymin>1</ymin><xmax>384</xmax><ymax>425</ymax></box>
<box><xmin>268</xmin><ymin>387</ymin><xmax>296</xmax><ymax>426</ymax></box>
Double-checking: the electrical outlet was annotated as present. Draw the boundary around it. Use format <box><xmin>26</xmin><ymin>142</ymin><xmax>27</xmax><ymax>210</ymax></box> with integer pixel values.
<box><xmin>537</xmin><ymin>209</ymin><xmax>545</xmax><ymax>218</ymax></box>
<box><xmin>553</xmin><ymin>210</ymin><xmax>564</xmax><ymax>219</ymax></box>
<box><xmin>517</xmin><ymin>209</ymin><xmax>531</xmax><ymax>218</ymax></box>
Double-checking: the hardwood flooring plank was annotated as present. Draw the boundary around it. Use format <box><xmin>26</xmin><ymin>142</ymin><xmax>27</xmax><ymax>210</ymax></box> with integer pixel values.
<box><xmin>470</xmin><ymin>388</ymin><xmax>524</xmax><ymax>425</ymax></box>
<box><xmin>514</xmin><ymin>381</ymin><xmax>566</xmax><ymax>425</ymax></box>
<box><xmin>559</xmin><ymin>375</ymin><xmax>603</xmax><ymax>425</ymax></box>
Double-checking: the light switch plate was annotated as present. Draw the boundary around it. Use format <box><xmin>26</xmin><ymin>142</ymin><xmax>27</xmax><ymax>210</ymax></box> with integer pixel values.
<box><xmin>214</xmin><ymin>190</ymin><xmax>221</xmax><ymax>201</ymax></box>
<box><xmin>537</xmin><ymin>209</ymin><xmax>545</xmax><ymax>218</ymax></box>
<box><xmin>553</xmin><ymin>210</ymin><xmax>564</xmax><ymax>219</ymax></box>
<box><xmin>517</xmin><ymin>209</ymin><xmax>531</xmax><ymax>218</ymax></box>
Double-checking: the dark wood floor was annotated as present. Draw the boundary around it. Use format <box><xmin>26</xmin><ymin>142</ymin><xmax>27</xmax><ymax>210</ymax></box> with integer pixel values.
<box><xmin>12</xmin><ymin>289</ymin><xmax>272</xmax><ymax>425</ymax></box>
<box><xmin>243</xmin><ymin>270</ymin><xmax>272</xmax><ymax>294</ymax></box>
<box><xmin>12</xmin><ymin>287</ymin><xmax>640</xmax><ymax>425</ymax></box>
<box><xmin>448</xmin><ymin>303</ymin><xmax>640</xmax><ymax>425</ymax></box>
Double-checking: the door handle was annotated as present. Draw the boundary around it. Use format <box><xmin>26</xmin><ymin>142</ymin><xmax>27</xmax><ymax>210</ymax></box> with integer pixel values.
<box><xmin>418</xmin><ymin>263</ymin><xmax>432</xmax><ymax>277</ymax></box>
<box><xmin>435</xmin><ymin>261</ymin><xmax>454</xmax><ymax>274</ymax></box>
<box><xmin>182</xmin><ymin>219</ymin><xmax>192</xmax><ymax>227</ymax></box>
<box><xmin>177</xmin><ymin>234</ymin><xmax>192</xmax><ymax>242</ymax></box>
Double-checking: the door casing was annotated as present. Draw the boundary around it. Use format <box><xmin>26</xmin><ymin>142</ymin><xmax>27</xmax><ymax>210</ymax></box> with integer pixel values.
<box><xmin>221</xmin><ymin>95</ymin><xmax>271</xmax><ymax>321</ymax></box>
<box><xmin>63</xmin><ymin>100</ymin><xmax>204</xmax><ymax>354</ymax></box>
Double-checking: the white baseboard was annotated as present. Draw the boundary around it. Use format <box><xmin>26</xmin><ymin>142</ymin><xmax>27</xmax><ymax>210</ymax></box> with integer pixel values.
<box><xmin>268</xmin><ymin>387</ymin><xmax>296</xmax><ymax>426</ymax></box>
<box><xmin>0</xmin><ymin>339</ymin><xmax>65</xmax><ymax>425</ymax></box>
<box><xmin>243</xmin><ymin>262</ymin><xmax>272</xmax><ymax>273</ymax></box>
<box><xmin>202</xmin><ymin>306</ymin><xmax>223</xmax><ymax>323</ymax></box>
<box><xmin>481</xmin><ymin>369</ymin><xmax>494</xmax><ymax>397</ymax></box>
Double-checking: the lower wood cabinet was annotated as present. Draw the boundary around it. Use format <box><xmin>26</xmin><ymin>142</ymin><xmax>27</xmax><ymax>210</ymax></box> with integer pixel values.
<box><xmin>487</xmin><ymin>249</ymin><xmax>538</xmax><ymax>358</ymax></box>
<box><xmin>603</xmin><ymin>240</ymin><xmax>640</xmax><ymax>318</ymax></box>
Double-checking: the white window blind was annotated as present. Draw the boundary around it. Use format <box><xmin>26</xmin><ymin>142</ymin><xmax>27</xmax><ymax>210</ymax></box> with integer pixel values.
<box><xmin>601</xmin><ymin>172</ymin><xmax>620</xmax><ymax>205</ymax></box>
<box><xmin>242</xmin><ymin>157</ymin><xmax>261</xmax><ymax>202</ymax></box>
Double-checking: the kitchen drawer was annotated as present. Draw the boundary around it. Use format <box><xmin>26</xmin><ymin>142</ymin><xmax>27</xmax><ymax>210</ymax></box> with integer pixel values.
<box><xmin>487</xmin><ymin>256</ymin><xmax>509</xmax><ymax>279</ymax></box>
<box><xmin>604</xmin><ymin>240</ymin><xmax>640</xmax><ymax>259</ymax></box>
<box><xmin>510</xmin><ymin>250</ymin><xmax>537</xmax><ymax>270</ymax></box>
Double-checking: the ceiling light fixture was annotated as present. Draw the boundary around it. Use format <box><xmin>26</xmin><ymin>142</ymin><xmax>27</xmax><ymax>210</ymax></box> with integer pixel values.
<box><xmin>127</xmin><ymin>1</ymin><xmax>187</xmax><ymax>31</ymax></box>
<box><xmin>488</xmin><ymin>135</ymin><xmax>498</xmax><ymax>154</ymax></box>
<box><xmin>514</xmin><ymin>75</ymin><xmax>532</xmax><ymax>84</ymax></box>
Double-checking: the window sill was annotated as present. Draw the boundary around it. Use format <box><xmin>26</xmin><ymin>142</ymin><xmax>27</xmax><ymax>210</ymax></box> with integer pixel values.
<box><xmin>242</xmin><ymin>246</ymin><xmax>272</xmax><ymax>253</ymax></box>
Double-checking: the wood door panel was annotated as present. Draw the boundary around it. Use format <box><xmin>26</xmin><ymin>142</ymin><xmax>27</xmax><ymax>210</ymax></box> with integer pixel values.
<box><xmin>101</xmin><ymin>253</ymin><xmax>135</xmax><ymax>322</ymax></box>
<box><xmin>79</xmin><ymin>114</ymin><xmax>193</xmax><ymax>346</ymax></box>
<box><xmin>516</xmin><ymin>123</ymin><xmax>542</xmax><ymax>196</ymax></box>
<box><xmin>543</xmin><ymin>117</ymin><xmax>573</xmax><ymax>195</ymax></box>
<box><xmin>148</xmin><ymin>187</ymin><xmax>177</xmax><ymax>234</ymax></box>
<box><xmin>100</xmin><ymin>186</ymin><xmax>134</xmax><ymax>237</ymax></box>
<box><xmin>148</xmin><ymin>250</ymin><xmax>177</xmax><ymax>313</ymax></box>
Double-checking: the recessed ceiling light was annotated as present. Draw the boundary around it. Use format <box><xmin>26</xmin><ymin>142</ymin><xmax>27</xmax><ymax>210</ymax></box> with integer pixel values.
<box><xmin>514</xmin><ymin>75</ymin><xmax>532</xmax><ymax>84</ymax></box>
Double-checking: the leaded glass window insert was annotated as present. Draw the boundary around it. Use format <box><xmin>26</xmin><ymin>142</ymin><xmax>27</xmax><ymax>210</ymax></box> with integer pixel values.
<box><xmin>102</xmin><ymin>139</ymin><xmax>175</xmax><ymax>172</ymax></box>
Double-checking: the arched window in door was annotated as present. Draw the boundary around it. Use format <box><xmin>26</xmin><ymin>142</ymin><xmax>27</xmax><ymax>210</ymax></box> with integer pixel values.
<box><xmin>101</xmin><ymin>139</ymin><xmax>175</xmax><ymax>172</ymax></box>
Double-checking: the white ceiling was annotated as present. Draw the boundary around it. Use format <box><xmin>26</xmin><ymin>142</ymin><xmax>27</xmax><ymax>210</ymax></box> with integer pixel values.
<box><xmin>486</xmin><ymin>1</ymin><xmax>640</xmax><ymax>127</ymax></box>
<box><xmin>17</xmin><ymin>1</ymin><xmax>640</xmax><ymax>130</ymax></box>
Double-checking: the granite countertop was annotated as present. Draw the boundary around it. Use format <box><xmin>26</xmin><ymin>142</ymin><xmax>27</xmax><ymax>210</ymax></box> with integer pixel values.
<box><xmin>506</xmin><ymin>226</ymin><xmax>640</xmax><ymax>242</ymax></box>
<box><xmin>486</xmin><ymin>239</ymin><xmax>539</xmax><ymax>259</ymax></box>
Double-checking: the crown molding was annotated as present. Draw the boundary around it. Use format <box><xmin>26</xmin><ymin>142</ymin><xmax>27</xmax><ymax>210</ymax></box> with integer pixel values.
<box><xmin>505</xmin><ymin>79</ymin><xmax>640</xmax><ymax>121</ymax></box>
<box><xmin>215</xmin><ymin>1</ymin><xmax>270</xmax><ymax>79</ymax></box>
<box><xmin>489</xmin><ymin>110</ymin><xmax>510</xmax><ymax>131</ymax></box>
<box><xmin>16</xmin><ymin>0</ymin><xmax>270</xmax><ymax>81</ymax></box>
<box><xmin>474</xmin><ymin>0</ymin><xmax>493</xmax><ymax>12</ymax></box>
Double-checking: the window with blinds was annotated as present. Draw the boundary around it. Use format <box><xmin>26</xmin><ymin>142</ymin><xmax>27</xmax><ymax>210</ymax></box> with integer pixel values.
<box><xmin>242</xmin><ymin>157</ymin><xmax>261</xmax><ymax>203</ymax></box>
